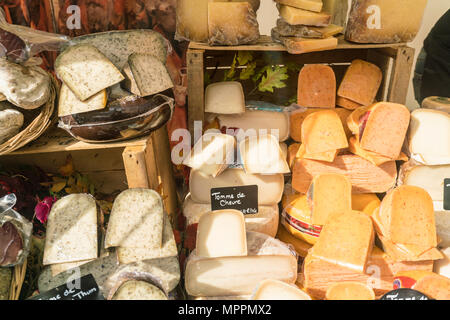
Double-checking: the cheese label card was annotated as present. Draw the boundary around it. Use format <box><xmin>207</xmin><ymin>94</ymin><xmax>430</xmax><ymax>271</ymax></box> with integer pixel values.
<box><xmin>29</xmin><ymin>274</ymin><xmax>104</xmax><ymax>300</ymax></box>
<box><xmin>380</xmin><ymin>289</ymin><xmax>430</xmax><ymax>300</ymax></box>
<box><xmin>444</xmin><ymin>178</ymin><xmax>450</xmax><ymax>210</ymax></box>
<box><xmin>211</xmin><ymin>185</ymin><xmax>258</xmax><ymax>215</ymax></box>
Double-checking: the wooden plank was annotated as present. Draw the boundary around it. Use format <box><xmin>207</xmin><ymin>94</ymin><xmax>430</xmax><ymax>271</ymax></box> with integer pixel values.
<box><xmin>144</xmin><ymin>135</ymin><xmax>160</xmax><ymax>191</ymax></box>
<box><xmin>89</xmin><ymin>170</ymin><xmax>128</xmax><ymax>194</ymax></box>
<box><xmin>122</xmin><ymin>146</ymin><xmax>150</xmax><ymax>189</ymax></box>
<box><xmin>387</xmin><ymin>46</ymin><xmax>415</xmax><ymax>104</ymax></box>
<box><xmin>367</xmin><ymin>50</ymin><xmax>393</xmax><ymax>102</ymax></box>
<box><xmin>187</xmin><ymin>49</ymin><xmax>205</xmax><ymax>140</ymax></box>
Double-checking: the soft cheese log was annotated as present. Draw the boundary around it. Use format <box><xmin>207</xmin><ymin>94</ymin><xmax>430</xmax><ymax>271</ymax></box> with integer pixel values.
<box><xmin>196</xmin><ymin>210</ymin><xmax>247</xmax><ymax>258</ymax></box>
<box><xmin>322</xmin><ymin>0</ymin><xmax>348</xmax><ymax>27</ymax></box>
<box><xmin>298</xmin><ymin>65</ymin><xmax>336</xmax><ymax>108</ymax></box>
<box><xmin>349</xmin><ymin>138</ymin><xmax>409</xmax><ymax>166</ymax></box>
<box><xmin>277</xmin><ymin>35</ymin><xmax>338</xmax><ymax>55</ymax></box>
<box><xmin>302</xmin><ymin>247</ymin><xmax>434</xmax><ymax>299</ymax></box>
<box><xmin>338</xmin><ymin>60</ymin><xmax>382</xmax><ymax>106</ymax></box>
<box><xmin>345</xmin><ymin>0</ymin><xmax>428</xmax><ymax>44</ymax></box>
<box><xmin>276</xmin><ymin>224</ymin><xmax>312</xmax><ymax>258</ymax></box>
<box><xmin>434</xmin><ymin>247</ymin><xmax>450</xmax><ymax>278</ymax></box>
<box><xmin>183</xmin><ymin>133</ymin><xmax>235</xmax><ymax>177</ymax></box>
<box><xmin>275</xmin><ymin>0</ymin><xmax>322</xmax><ymax>12</ymax></box>
<box><xmin>55</xmin><ymin>44</ymin><xmax>124</xmax><ymax>101</ymax></box>
<box><xmin>43</xmin><ymin>194</ymin><xmax>98</xmax><ymax>265</ymax></box>
<box><xmin>279</xmin><ymin>5</ymin><xmax>331</xmax><ymax>27</ymax></box>
<box><xmin>325</xmin><ymin>282</ymin><xmax>375</xmax><ymax>300</ymax></box>
<box><xmin>205</xmin><ymin>82</ymin><xmax>245</xmax><ymax>114</ymax></box>
<box><xmin>189</xmin><ymin>168</ymin><xmax>284</xmax><ymax>205</ymax></box>
<box><xmin>408</xmin><ymin>109</ymin><xmax>450</xmax><ymax>165</ymax></box>
<box><xmin>422</xmin><ymin>96</ymin><xmax>450</xmax><ymax>114</ymax></box>
<box><xmin>217</xmin><ymin>110</ymin><xmax>290</xmax><ymax>142</ymax></box>
<box><xmin>183</xmin><ymin>195</ymin><xmax>279</xmax><ymax>237</ymax></box>
<box><xmin>208</xmin><ymin>2</ymin><xmax>260</xmax><ymax>46</ymax></box>
<box><xmin>105</xmin><ymin>189</ymin><xmax>164</xmax><ymax>249</ymax></box>
<box><xmin>239</xmin><ymin>134</ymin><xmax>290</xmax><ymax>174</ymax></box>
<box><xmin>111</xmin><ymin>281</ymin><xmax>167</xmax><ymax>300</ymax></box>
<box><xmin>275</xmin><ymin>19</ymin><xmax>343</xmax><ymax>39</ymax></box>
<box><xmin>252</xmin><ymin>279</ymin><xmax>311</xmax><ymax>300</ymax></box>
<box><xmin>58</xmin><ymin>84</ymin><xmax>107</xmax><ymax>117</ymax></box>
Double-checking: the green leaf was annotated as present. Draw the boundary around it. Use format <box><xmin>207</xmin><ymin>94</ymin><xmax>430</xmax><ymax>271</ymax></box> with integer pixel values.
<box><xmin>258</xmin><ymin>66</ymin><xmax>289</xmax><ymax>93</ymax></box>
<box><xmin>239</xmin><ymin>62</ymin><xmax>257</xmax><ymax>80</ymax></box>
<box><xmin>237</xmin><ymin>51</ymin><xmax>253</xmax><ymax>65</ymax></box>
<box><xmin>223</xmin><ymin>54</ymin><xmax>238</xmax><ymax>81</ymax></box>
<box><xmin>252</xmin><ymin>65</ymin><xmax>271</xmax><ymax>84</ymax></box>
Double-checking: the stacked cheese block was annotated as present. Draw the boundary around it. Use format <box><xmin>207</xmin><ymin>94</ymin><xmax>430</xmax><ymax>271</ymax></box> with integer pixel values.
<box><xmin>176</xmin><ymin>0</ymin><xmax>260</xmax><ymax>45</ymax></box>
<box><xmin>271</xmin><ymin>0</ymin><xmax>347</xmax><ymax>54</ymax></box>
<box><xmin>40</xmin><ymin>189</ymin><xmax>180</xmax><ymax>300</ymax></box>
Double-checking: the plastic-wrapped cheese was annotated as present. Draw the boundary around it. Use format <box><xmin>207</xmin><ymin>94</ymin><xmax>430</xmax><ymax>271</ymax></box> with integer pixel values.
<box><xmin>205</xmin><ymin>82</ymin><xmax>245</xmax><ymax>114</ymax></box>
<box><xmin>252</xmin><ymin>279</ymin><xmax>311</xmax><ymax>300</ymax></box>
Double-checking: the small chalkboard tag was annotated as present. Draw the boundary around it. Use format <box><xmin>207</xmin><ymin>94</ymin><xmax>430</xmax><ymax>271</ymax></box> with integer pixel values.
<box><xmin>211</xmin><ymin>185</ymin><xmax>258</xmax><ymax>215</ymax></box>
<box><xmin>380</xmin><ymin>289</ymin><xmax>431</xmax><ymax>300</ymax></box>
<box><xmin>29</xmin><ymin>274</ymin><xmax>104</xmax><ymax>300</ymax></box>
<box><xmin>444</xmin><ymin>178</ymin><xmax>450</xmax><ymax>210</ymax></box>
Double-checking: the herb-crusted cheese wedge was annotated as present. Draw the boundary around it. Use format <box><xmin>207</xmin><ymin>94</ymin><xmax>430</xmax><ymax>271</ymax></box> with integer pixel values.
<box><xmin>43</xmin><ymin>194</ymin><xmax>98</xmax><ymax>265</ymax></box>
<box><xmin>55</xmin><ymin>44</ymin><xmax>124</xmax><ymax>101</ymax></box>
<box><xmin>112</xmin><ymin>280</ymin><xmax>167</xmax><ymax>300</ymax></box>
<box><xmin>58</xmin><ymin>83</ymin><xmax>107</xmax><ymax>117</ymax></box>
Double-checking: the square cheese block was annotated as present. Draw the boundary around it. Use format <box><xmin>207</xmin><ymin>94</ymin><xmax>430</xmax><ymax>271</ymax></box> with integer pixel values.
<box><xmin>205</xmin><ymin>82</ymin><xmax>245</xmax><ymax>114</ymax></box>
<box><xmin>298</xmin><ymin>64</ymin><xmax>336</xmax><ymax>108</ymax></box>
<box><xmin>310</xmin><ymin>210</ymin><xmax>374</xmax><ymax>273</ymax></box>
<box><xmin>183</xmin><ymin>133</ymin><xmax>236</xmax><ymax>177</ymax></box>
<box><xmin>279</xmin><ymin>4</ymin><xmax>331</xmax><ymax>26</ymax></box>
<box><xmin>55</xmin><ymin>44</ymin><xmax>124</xmax><ymax>101</ymax></box>
<box><xmin>275</xmin><ymin>0</ymin><xmax>322</xmax><ymax>12</ymax></box>
<box><xmin>345</xmin><ymin>0</ymin><xmax>428</xmax><ymax>43</ymax></box>
<box><xmin>111</xmin><ymin>280</ymin><xmax>167</xmax><ymax>300</ymax></box>
<box><xmin>43</xmin><ymin>194</ymin><xmax>98</xmax><ymax>265</ymax></box>
<box><xmin>196</xmin><ymin>210</ymin><xmax>247</xmax><ymax>258</ymax></box>
<box><xmin>189</xmin><ymin>168</ymin><xmax>284</xmax><ymax>205</ymax></box>
<box><xmin>252</xmin><ymin>279</ymin><xmax>311</xmax><ymax>300</ymax></box>
<box><xmin>105</xmin><ymin>189</ymin><xmax>164</xmax><ymax>249</ymax></box>
<box><xmin>239</xmin><ymin>134</ymin><xmax>290</xmax><ymax>174</ymax></box>
<box><xmin>408</xmin><ymin>109</ymin><xmax>450</xmax><ymax>166</ymax></box>
<box><xmin>208</xmin><ymin>2</ymin><xmax>260</xmax><ymax>46</ymax></box>
<box><xmin>273</xmin><ymin>30</ymin><xmax>338</xmax><ymax>54</ymax></box>
<box><xmin>58</xmin><ymin>83</ymin><xmax>107</xmax><ymax>117</ymax></box>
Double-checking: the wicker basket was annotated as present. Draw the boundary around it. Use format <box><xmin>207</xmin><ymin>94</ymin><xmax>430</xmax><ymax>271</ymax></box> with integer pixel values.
<box><xmin>8</xmin><ymin>259</ymin><xmax>27</xmax><ymax>300</ymax></box>
<box><xmin>0</xmin><ymin>75</ymin><xmax>57</xmax><ymax>155</ymax></box>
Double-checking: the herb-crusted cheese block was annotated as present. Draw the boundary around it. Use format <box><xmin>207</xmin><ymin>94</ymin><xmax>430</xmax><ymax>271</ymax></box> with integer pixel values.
<box><xmin>111</xmin><ymin>280</ymin><xmax>167</xmax><ymax>300</ymax></box>
<box><xmin>105</xmin><ymin>189</ymin><xmax>164</xmax><ymax>249</ymax></box>
<box><xmin>0</xmin><ymin>102</ymin><xmax>23</xmax><ymax>144</ymax></box>
<box><xmin>43</xmin><ymin>194</ymin><xmax>98</xmax><ymax>265</ymax></box>
<box><xmin>58</xmin><ymin>84</ymin><xmax>107</xmax><ymax>117</ymax></box>
<box><xmin>55</xmin><ymin>44</ymin><xmax>125</xmax><ymax>101</ymax></box>
<box><xmin>0</xmin><ymin>268</ymin><xmax>11</xmax><ymax>300</ymax></box>
<box><xmin>69</xmin><ymin>30</ymin><xmax>167</xmax><ymax>70</ymax></box>
<box><xmin>123</xmin><ymin>53</ymin><xmax>174</xmax><ymax>97</ymax></box>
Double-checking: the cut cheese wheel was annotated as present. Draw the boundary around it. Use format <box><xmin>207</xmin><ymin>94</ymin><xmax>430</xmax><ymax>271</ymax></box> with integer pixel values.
<box><xmin>252</xmin><ymin>279</ymin><xmax>311</xmax><ymax>300</ymax></box>
<box><xmin>55</xmin><ymin>44</ymin><xmax>124</xmax><ymax>101</ymax></box>
<box><xmin>349</xmin><ymin>137</ymin><xmax>409</xmax><ymax>166</ymax></box>
<box><xmin>111</xmin><ymin>280</ymin><xmax>167</xmax><ymax>300</ymax></box>
<box><xmin>379</xmin><ymin>186</ymin><xmax>437</xmax><ymax>248</ymax></box>
<box><xmin>310</xmin><ymin>211</ymin><xmax>374</xmax><ymax>273</ymax></box>
<box><xmin>408</xmin><ymin>109</ymin><xmax>450</xmax><ymax>165</ymax></box>
<box><xmin>196</xmin><ymin>210</ymin><xmax>247</xmax><ymax>258</ymax></box>
<box><xmin>104</xmin><ymin>189</ymin><xmax>164</xmax><ymax>249</ymax></box>
<box><xmin>275</xmin><ymin>18</ymin><xmax>343</xmax><ymax>38</ymax></box>
<box><xmin>205</xmin><ymin>82</ymin><xmax>245</xmax><ymax>114</ymax></box>
<box><xmin>208</xmin><ymin>2</ymin><xmax>260</xmax><ymax>46</ymax></box>
<box><xmin>301</xmin><ymin>110</ymin><xmax>348</xmax><ymax>154</ymax></box>
<box><xmin>434</xmin><ymin>247</ymin><xmax>450</xmax><ymax>278</ymax></box>
<box><xmin>325</xmin><ymin>282</ymin><xmax>375</xmax><ymax>300</ymax></box>
<box><xmin>239</xmin><ymin>134</ymin><xmax>290</xmax><ymax>174</ymax></box>
<box><xmin>422</xmin><ymin>96</ymin><xmax>450</xmax><ymax>114</ymax></box>
<box><xmin>345</xmin><ymin>0</ymin><xmax>428</xmax><ymax>44</ymax></box>
<box><xmin>308</xmin><ymin>174</ymin><xmax>352</xmax><ymax>225</ymax></box>
<box><xmin>183</xmin><ymin>133</ymin><xmax>235</xmax><ymax>177</ymax></box>
<box><xmin>43</xmin><ymin>194</ymin><xmax>98</xmax><ymax>265</ymax></box>
<box><xmin>217</xmin><ymin>110</ymin><xmax>290</xmax><ymax>142</ymax></box>
<box><xmin>58</xmin><ymin>84</ymin><xmax>107</xmax><ymax>117</ymax></box>
<box><xmin>189</xmin><ymin>168</ymin><xmax>284</xmax><ymax>205</ymax></box>
<box><xmin>336</xmin><ymin>96</ymin><xmax>363</xmax><ymax>110</ymax></box>
<box><xmin>338</xmin><ymin>60</ymin><xmax>382</xmax><ymax>106</ymax></box>
<box><xmin>276</xmin><ymin>224</ymin><xmax>312</xmax><ymax>258</ymax></box>
<box><xmin>292</xmin><ymin>155</ymin><xmax>397</xmax><ymax>194</ymax></box>
<box><xmin>346</xmin><ymin>105</ymin><xmax>370</xmax><ymax>135</ymax></box>
<box><xmin>351</xmin><ymin>194</ymin><xmax>380</xmax><ymax>216</ymax></box>
<box><xmin>278</xmin><ymin>36</ymin><xmax>338</xmax><ymax>55</ymax></box>
<box><xmin>279</xmin><ymin>5</ymin><xmax>331</xmax><ymax>26</ymax></box>
<box><xmin>275</xmin><ymin>0</ymin><xmax>322</xmax><ymax>12</ymax></box>
<box><xmin>298</xmin><ymin>64</ymin><xmax>336</xmax><ymax>109</ymax></box>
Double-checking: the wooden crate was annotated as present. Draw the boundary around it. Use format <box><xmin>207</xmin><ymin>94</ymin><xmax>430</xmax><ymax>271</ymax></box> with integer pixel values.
<box><xmin>187</xmin><ymin>35</ymin><xmax>415</xmax><ymax>137</ymax></box>
<box><xmin>0</xmin><ymin>126</ymin><xmax>178</xmax><ymax>218</ymax></box>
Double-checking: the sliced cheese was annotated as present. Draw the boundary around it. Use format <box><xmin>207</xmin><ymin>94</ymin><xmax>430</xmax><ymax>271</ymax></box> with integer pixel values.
<box><xmin>205</xmin><ymin>82</ymin><xmax>245</xmax><ymax>114</ymax></box>
<box><xmin>325</xmin><ymin>282</ymin><xmax>375</xmax><ymax>300</ymax></box>
<box><xmin>336</xmin><ymin>96</ymin><xmax>363</xmax><ymax>110</ymax></box>
<box><xmin>279</xmin><ymin>5</ymin><xmax>331</xmax><ymax>26</ymax></box>
<box><xmin>189</xmin><ymin>168</ymin><xmax>284</xmax><ymax>205</ymax></box>
<box><xmin>183</xmin><ymin>133</ymin><xmax>235</xmax><ymax>177</ymax></box>
<box><xmin>422</xmin><ymin>96</ymin><xmax>450</xmax><ymax>114</ymax></box>
<box><xmin>55</xmin><ymin>44</ymin><xmax>124</xmax><ymax>101</ymax></box>
<box><xmin>112</xmin><ymin>280</ymin><xmax>167</xmax><ymax>300</ymax></box>
<box><xmin>58</xmin><ymin>84</ymin><xmax>107</xmax><ymax>117</ymax></box>
<box><xmin>275</xmin><ymin>0</ymin><xmax>322</xmax><ymax>12</ymax></box>
<box><xmin>280</xmin><ymin>36</ymin><xmax>338</xmax><ymax>55</ymax></box>
<box><xmin>43</xmin><ymin>194</ymin><xmax>98</xmax><ymax>265</ymax></box>
<box><xmin>252</xmin><ymin>279</ymin><xmax>311</xmax><ymax>300</ymax></box>
<box><xmin>349</xmin><ymin>137</ymin><xmax>408</xmax><ymax>166</ymax></box>
<box><xmin>196</xmin><ymin>210</ymin><xmax>247</xmax><ymax>258</ymax></box>
<box><xmin>275</xmin><ymin>18</ymin><xmax>343</xmax><ymax>38</ymax></box>
<box><xmin>298</xmin><ymin>64</ymin><xmax>336</xmax><ymax>108</ymax></box>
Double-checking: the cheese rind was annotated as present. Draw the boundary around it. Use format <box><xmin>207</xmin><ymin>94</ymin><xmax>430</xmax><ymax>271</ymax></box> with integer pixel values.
<box><xmin>275</xmin><ymin>19</ymin><xmax>343</xmax><ymax>38</ymax></box>
<box><xmin>58</xmin><ymin>84</ymin><xmax>107</xmax><ymax>117</ymax></box>
<box><xmin>279</xmin><ymin>5</ymin><xmax>331</xmax><ymax>26</ymax></box>
<box><xmin>252</xmin><ymin>279</ymin><xmax>311</xmax><ymax>300</ymax></box>
<box><xmin>298</xmin><ymin>64</ymin><xmax>336</xmax><ymax>109</ymax></box>
<box><xmin>112</xmin><ymin>281</ymin><xmax>167</xmax><ymax>300</ymax></box>
<box><xmin>278</xmin><ymin>35</ymin><xmax>338</xmax><ymax>55</ymax></box>
<box><xmin>325</xmin><ymin>282</ymin><xmax>375</xmax><ymax>300</ymax></box>
<box><xmin>336</xmin><ymin>96</ymin><xmax>363</xmax><ymax>110</ymax></box>
<box><xmin>205</xmin><ymin>82</ymin><xmax>245</xmax><ymax>114</ymax></box>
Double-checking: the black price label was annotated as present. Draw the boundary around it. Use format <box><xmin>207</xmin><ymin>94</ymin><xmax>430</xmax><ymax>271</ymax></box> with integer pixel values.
<box><xmin>444</xmin><ymin>178</ymin><xmax>450</xmax><ymax>210</ymax></box>
<box><xmin>29</xmin><ymin>274</ymin><xmax>104</xmax><ymax>300</ymax></box>
<box><xmin>211</xmin><ymin>185</ymin><xmax>258</xmax><ymax>215</ymax></box>
<box><xmin>380</xmin><ymin>289</ymin><xmax>430</xmax><ymax>300</ymax></box>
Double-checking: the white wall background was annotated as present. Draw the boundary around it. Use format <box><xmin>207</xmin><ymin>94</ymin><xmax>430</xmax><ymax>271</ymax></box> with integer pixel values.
<box><xmin>256</xmin><ymin>0</ymin><xmax>450</xmax><ymax>109</ymax></box>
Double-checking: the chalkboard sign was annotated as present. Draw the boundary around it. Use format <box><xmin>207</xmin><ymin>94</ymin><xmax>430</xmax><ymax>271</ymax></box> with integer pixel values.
<box><xmin>380</xmin><ymin>289</ymin><xmax>430</xmax><ymax>300</ymax></box>
<box><xmin>29</xmin><ymin>274</ymin><xmax>104</xmax><ymax>300</ymax></box>
<box><xmin>444</xmin><ymin>178</ymin><xmax>450</xmax><ymax>210</ymax></box>
<box><xmin>211</xmin><ymin>185</ymin><xmax>258</xmax><ymax>215</ymax></box>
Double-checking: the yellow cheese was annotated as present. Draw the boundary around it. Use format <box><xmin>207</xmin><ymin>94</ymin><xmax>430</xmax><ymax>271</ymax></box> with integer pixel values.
<box><xmin>395</xmin><ymin>271</ymin><xmax>450</xmax><ymax>300</ymax></box>
<box><xmin>298</xmin><ymin>64</ymin><xmax>336</xmax><ymax>109</ymax></box>
<box><xmin>295</xmin><ymin>143</ymin><xmax>339</xmax><ymax>163</ymax></box>
<box><xmin>336</xmin><ymin>96</ymin><xmax>363</xmax><ymax>110</ymax></box>
<box><xmin>252</xmin><ymin>279</ymin><xmax>312</xmax><ymax>300</ymax></box>
<box><xmin>279</xmin><ymin>5</ymin><xmax>331</xmax><ymax>26</ymax></box>
<box><xmin>276</xmin><ymin>224</ymin><xmax>312</xmax><ymax>257</ymax></box>
<box><xmin>281</xmin><ymin>37</ymin><xmax>338</xmax><ymax>55</ymax></box>
<box><xmin>275</xmin><ymin>0</ymin><xmax>322</xmax><ymax>12</ymax></box>
<box><xmin>351</xmin><ymin>194</ymin><xmax>380</xmax><ymax>216</ymax></box>
<box><xmin>349</xmin><ymin>137</ymin><xmax>409</xmax><ymax>166</ymax></box>
<box><xmin>325</xmin><ymin>282</ymin><xmax>375</xmax><ymax>300</ymax></box>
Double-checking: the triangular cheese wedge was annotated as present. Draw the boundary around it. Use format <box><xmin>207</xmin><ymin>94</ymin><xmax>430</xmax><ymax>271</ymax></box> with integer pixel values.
<box><xmin>349</xmin><ymin>137</ymin><xmax>409</xmax><ymax>166</ymax></box>
<box><xmin>295</xmin><ymin>143</ymin><xmax>339</xmax><ymax>162</ymax></box>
